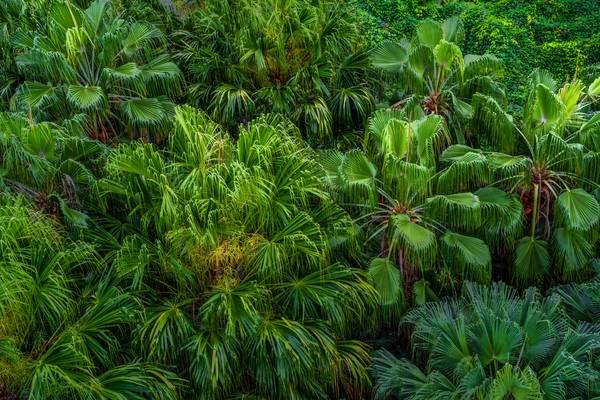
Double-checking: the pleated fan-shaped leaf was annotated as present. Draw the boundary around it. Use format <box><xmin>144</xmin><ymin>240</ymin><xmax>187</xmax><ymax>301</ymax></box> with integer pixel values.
<box><xmin>437</xmin><ymin>151</ymin><xmax>490</xmax><ymax>193</ymax></box>
<box><xmin>489</xmin><ymin>364</ymin><xmax>543</xmax><ymax>400</ymax></box>
<box><xmin>534</xmin><ymin>83</ymin><xmax>565</xmax><ymax>127</ymax></box>
<box><xmin>390</xmin><ymin>214</ymin><xmax>436</xmax><ymax>252</ymax></box>
<box><xmin>416</xmin><ymin>20</ymin><xmax>443</xmax><ymax>48</ymax></box>
<box><xmin>67</xmin><ymin>85</ymin><xmax>106</xmax><ymax>110</ymax></box>
<box><xmin>464</xmin><ymin>54</ymin><xmax>504</xmax><ymax>80</ymax></box>
<box><xmin>441</xmin><ymin>232</ymin><xmax>491</xmax><ymax>282</ymax></box>
<box><xmin>471</xmin><ymin>93</ymin><xmax>515</xmax><ymax>153</ymax></box>
<box><xmin>370</xmin><ymin>41</ymin><xmax>408</xmax><ymax>73</ymax></box>
<box><xmin>553</xmin><ymin>228</ymin><xmax>594</xmax><ymax>278</ymax></box>
<box><xmin>381</xmin><ymin>118</ymin><xmax>410</xmax><ymax>159</ymax></box>
<box><xmin>121</xmin><ymin>97</ymin><xmax>169</xmax><ymax>127</ymax></box>
<box><xmin>440</xmin><ymin>144</ymin><xmax>481</xmax><ymax>162</ymax></box>
<box><xmin>382</xmin><ymin>156</ymin><xmax>430</xmax><ymax>199</ymax></box>
<box><xmin>389</xmin><ymin>214</ymin><xmax>437</xmax><ymax>267</ymax></box>
<box><xmin>17</xmin><ymin>81</ymin><xmax>56</xmax><ymax>108</ymax></box>
<box><xmin>514</xmin><ymin>237</ymin><xmax>550</xmax><ymax>285</ymax></box>
<box><xmin>425</xmin><ymin>192</ymin><xmax>481</xmax><ymax>230</ymax></box>
<box><xmin>434</xmin><ymin>40</ymin><xmax>463</xmax><ymax>73</ymax></box>
<box><xmin>475</xmin><ymin>187</ymin><xmax>523</xmax><ymax>247</ymax></box>
<box><xmin>470</xmin><ymin>313</ymin><xmax>522</xmax><ymax>368</ymax></box>
<box><xmin>413</xmin><ymin>113</ymin><xmax>448</xmax><ymax>165</ymax></box>
<box><xmin>103</xmin><ymin>62</ymin><xmax>141</xmax><ymax>80</ymax></box>
<box><xmin>368</xmin><ymin>258</ymin><xmax>403</xmax><ymax>306</ymax></box>
<box><xmin>487</xmin><ymin>152</ymin><xmax>530</xmax><ymax>179</ymax></box>
<box><xmin>556</xmin><ymin>189</ymin><xmax>600</xmax><ymax>230</ymax></box>
<box><xmin>341</xmin><ymin>150</ymin><xmax>377</xmax><ymax>200</ymax></box>
<box><xmin>588</xmin><ymin>76</ymin><xmax>600</xmax><ymax>97</ymax></box>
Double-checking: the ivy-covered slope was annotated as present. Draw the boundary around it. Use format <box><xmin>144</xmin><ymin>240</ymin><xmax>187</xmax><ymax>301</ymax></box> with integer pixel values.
<box><xmin>356</xmin><ymin>0</ymin><xmax>600</xmax><ymax>103</ymax></box>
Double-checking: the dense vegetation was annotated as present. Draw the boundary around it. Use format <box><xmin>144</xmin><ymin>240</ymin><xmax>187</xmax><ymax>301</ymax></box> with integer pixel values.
<box><xmin>356</xmin><ymin>0</ymin><xmax>600</xmax><ymax>104</ymax></box>
<box><xmin>0</xmin><ymin>0</ymin><xmax>599</xmax><ymax>399</ymax></box>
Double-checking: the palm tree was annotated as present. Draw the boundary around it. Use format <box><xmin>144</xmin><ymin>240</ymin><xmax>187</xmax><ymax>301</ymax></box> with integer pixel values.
<box><xmin>0</xmin><ymin>195</ymin><xmax>180</xmax><ymax>400</ymax></box>
<box><xmin>321</xmin><ymin>108</ymin><xmax>522</xmax><ymax>308</ymax></box>
<box><xmin>441</xmin><ymin>70</ymin><xmax>600</xmax><ymax>284</ymax></box>
<box><xmin>95</xmin><ymin>106</ymin><xmax>380</xmax><ymax>398</ymax></box>
<box><xmin>371</xmin><ymin>17</ymin><xmax>509</xmax><ymax>150</ymax></box>
<box><xmin>0</xmin><ymin>112</ymin><xmax>104</xmax><ymax>227</ymax></box>
<box><xmin>174</xmin><ymin>0</ymin><xmax>375</xmax><ymax>141</ymax></box>
<box><xmin>14</xmin><ymin>0</ymin><xmax>183</xmax><ymax>141</ymax></box>
<box><xmin>371</xmin><ymin>281</ymin><xmax>600</xmax><ymax>399</ymax></box>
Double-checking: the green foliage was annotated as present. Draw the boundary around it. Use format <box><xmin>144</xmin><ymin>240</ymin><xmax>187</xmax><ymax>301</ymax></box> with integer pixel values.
<box><xmin>357</xmin><ymin>0</ymin><xmax>600</xmax><ymax>104</ymax></box>
<box><xmin>1</xmin><ymin>1</ymin><xmax>600</xmax><ymax>399</ymax></box>
<box><xmin>12</xmin><ymin>0</ymin><xmax>182</xmax><ymax>140</ymax></box>
<box><xmin>372</xmin><ymin>281</ymin><xmax>600</xmax><ymax>399</ymax></box>
<box><xmin>174</xmin><ymin>0</ymin><xmax>376</xmax><ymax>141</ymax></box>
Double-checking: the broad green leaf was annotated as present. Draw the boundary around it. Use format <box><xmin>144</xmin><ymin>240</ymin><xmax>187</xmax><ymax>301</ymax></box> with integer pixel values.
<box><xmin>490</xmin><ymin>364</ymin><xmax>542</xmax><ymax>400</ymax></box>
<box><xmin>84</xmin><ymin>0</ymin><xmax>109</xmax><ymax>34</ymax></box>
<box><xmin>18</xmin><ymin>82</ymin><xmax>56</xmax><ymax>108</ymax></box>
<box><xmin>588</xmin><ymin>76</ymin><xmax>600</xmax><ymax>96</ymax></box>
<box><xmin>553</xmin><ymin>228</ymin><xmax>594</xmax><ymax>274</ymax></box>
<box><xmin>341</xmin><ymin>151</ymin><xmax>377</xmax><ymax>191</ymax></box>
<box><xmin>371</xmin><ymin>42</ymin><xmax>408</xmax><ymax>72</ymax></box>
<box><xmin>474</xmin><ymin>187</ymin><xmax>513</xmax><ymax>208</ymax></box>
<box><xmin>471</xmin><ymin>313</ymin><xmax>522</xmax><ymax>367</ymax></box>
<box><xmin>440</xmin><ymin>144</ymin><xmax>481</xmax><ymax>162</ymax></box>
<box><xmin>141</xmin><ymin>58</ymin><xmax>182</xmax><ymax>80</ymax></box>
<box><xmin>104</xmin><ymin>63</ymin><xmax>141</xmax><ymax>80</ymax></box>
<box><xmin>442</xmin><ymin>232</ymin><xmax>491</xmax><ymax>268</ymax></box>
<box><xmin>121</xmin><ymin>97</ymin><xmax>167</xmax><ymax>126</ymax></box>
<box><xmin>67</xmin><ymin>85</ymin><xmax>106</xmax><ymax>110</ymax></box>
<box><xmin>534</xmin><ymin>84</ymin><xmax>565</xmax><ymax>125</ymax></box>
<box><xmin>390</xmin><ymin>214</ymin><xmax>436</xmax><ymax>252</ymax></box>
<box><xmin>434</xmin><ymin>40</ymin><xmax>464</xmax><ymax>72</ymax></box>
<box><xmin>441</xmin><ymin>16</ymin><xmax>463</xmax><ymax>43</ymax></box>
<box><xmin>416</xmin><ymin>20</ymin><xmax>443</xmax><ymax>47</ymax></box>
<box><xmin>381</xmin><ymin>119</ymin><xmax>409</xmax><ymax>158</ymax></box>
<box><xmin>368</xmin><ymin>258</ymin><xmax>402</xmax><ymax>306</ymax></box>
<box><xmin>514</xmin><ymin>237</ymin><xmax>550</xmax><ymax>284</ymax></box>
<box><xmin>556</xmin><ymin>189</ymin><xmax>600</xmax><ymax>230</ymax></box>
<box><xmin>408</xmin><ymin>45</ymin><xmax>433</xmax><ymax>77</ymax></box>
<box><xmin>122</xmin><ymin>23</ymin><xmax>161</xmax><ymax>55</ymax></box>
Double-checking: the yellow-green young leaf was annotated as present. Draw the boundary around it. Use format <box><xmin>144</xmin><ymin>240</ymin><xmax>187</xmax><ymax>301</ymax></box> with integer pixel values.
<box><xmin>416</xmin><ymin>20</ymin><xmax>443</xmax><ymax>48</ymax></box>
<box><xmin>534</xmin><ymin>83</ymin><xmax>565</xmax><ymax>125</ymax></box>
<box><xmin>588</xmin><ymin>77</ymin><xmax>600</xmax><ymax>96</ymax></box>
<box><xmin>434</xmin><ymin>40</ymin><xmax>464</xmax><ymax>73</ymax></box>
<box><xmin>558</xmin><ymin>81</ymin><xmax>583</xmax><ymax>120</ymax></box>
<box><xmin>381</xmin><ymin>119</ymin><xmax>409</xmax><ymax>158</ymax></box>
